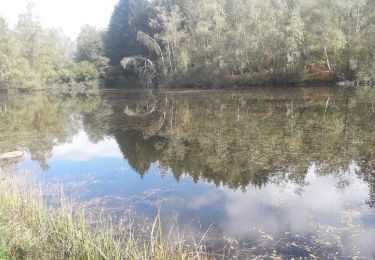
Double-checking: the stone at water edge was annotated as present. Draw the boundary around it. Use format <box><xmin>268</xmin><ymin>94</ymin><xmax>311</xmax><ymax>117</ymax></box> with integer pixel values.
<box><xmin>0</xmin><ymin>151</ymin><xmax>24</xmax><ymax>160</ymax></box>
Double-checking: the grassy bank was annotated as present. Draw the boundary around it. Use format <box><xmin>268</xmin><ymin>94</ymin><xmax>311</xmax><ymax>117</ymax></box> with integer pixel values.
<box><xmin>0</xmin><ymin>176</ymin><xmax>209</xmax><ymax>259</ymax></box>
<box><xmin>0</xmin><ymin>241</ymin><xmax>6</xmax><ymax>260</ymax></box>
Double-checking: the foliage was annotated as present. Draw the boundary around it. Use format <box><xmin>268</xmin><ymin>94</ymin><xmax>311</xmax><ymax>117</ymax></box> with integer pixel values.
<box><xmin>105</xmin><ymin>0</ymin><xmax>151</xmax><ymax>66</ymax></box>
<box><xmin>72</xmin><ymin>61</ymin><xmax>100</xmax><ymax>83</ymax></box>
<box><xmin>0</xmin><ymin>8</ymin><xmax>99</xmax><ymax>89</ymax></box>
<box><xmin>1</xmin><ymin>0</ymin><xmax>375</xmax><ymax>89</ymax></box>
<box><xmin>76</xmin><ymin>25</ymin><xmax>109</xmax><ymax>78</ymax></box>
<box><xmin>104</xmin><ymin>0</ymin><xmax>375</xmax><ymax>87</ymax></box>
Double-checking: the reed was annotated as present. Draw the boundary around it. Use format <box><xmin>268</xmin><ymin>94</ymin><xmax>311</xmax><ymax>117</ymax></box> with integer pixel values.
<box><xmin>0</xmin><ymin>176</ymin><xmax>210</xmax><ymax>260</ymax></box>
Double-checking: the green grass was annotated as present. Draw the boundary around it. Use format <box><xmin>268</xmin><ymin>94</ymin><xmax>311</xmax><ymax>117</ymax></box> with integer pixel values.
<box><xmin>0</xmin><ymin>241</ymin><xmax>7</xmax><ymax>260</ymax></box>
<box><xmin>0</xmin><ymin>177</ymin><xmax>210</xmax><ymax>259</ymax></box>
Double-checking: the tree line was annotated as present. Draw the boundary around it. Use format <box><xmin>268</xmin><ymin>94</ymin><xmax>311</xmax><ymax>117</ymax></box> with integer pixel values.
<box><xmin>1</xmin><ymin>0</ymin><xmax>375</xmax><ymax>89</ymax></box>
<box><xmin>0</xmin><ymin>6</ymin><xmax>102</xmax><ymax>89</ymax></box>
<box><xmin>100</xmin><ymin>0</ymin><xmax>375</xmax><ymax>87</ymax></box>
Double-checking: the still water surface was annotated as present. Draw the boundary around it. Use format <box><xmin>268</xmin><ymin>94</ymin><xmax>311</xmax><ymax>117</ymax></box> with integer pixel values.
<box><xmin>1</xmin><ymin>87</ymin><xmax>375</xmax><ymax>258</ymax></box>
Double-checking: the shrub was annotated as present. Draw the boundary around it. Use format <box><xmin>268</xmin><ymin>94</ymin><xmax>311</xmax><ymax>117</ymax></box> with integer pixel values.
<box><xmin>73</xmin><ymin>61</ymin><xmax>100</xmax><ymax>83</ymax></box>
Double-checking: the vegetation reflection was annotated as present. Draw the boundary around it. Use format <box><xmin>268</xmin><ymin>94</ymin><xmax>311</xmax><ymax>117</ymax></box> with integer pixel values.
<box><xmin>1</xmin><ymin>88</ymin><xmax>375</xmax><ymax>206</ymax></box>
<box><xmin>83</xmin><ymin>87</ymin><xmax>375</xmax><ymax>207</ymax></box>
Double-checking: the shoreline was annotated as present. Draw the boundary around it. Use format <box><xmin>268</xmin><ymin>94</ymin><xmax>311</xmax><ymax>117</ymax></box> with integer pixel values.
<box><xmin>1</xmin><ymin>79</ymin><xmax>370</xmax><ymax>94</ymax></box>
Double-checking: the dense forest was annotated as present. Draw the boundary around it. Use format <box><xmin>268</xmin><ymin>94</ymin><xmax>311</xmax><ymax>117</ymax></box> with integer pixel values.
<box><xmin>1</xmin><ymin>0</ymin><xmax>375</xmax><ymax>89</ymax></box>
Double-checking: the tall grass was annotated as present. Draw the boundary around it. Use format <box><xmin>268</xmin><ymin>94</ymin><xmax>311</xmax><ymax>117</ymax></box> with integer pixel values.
<box><xmin>0</xmin><ymin>176</ymin><xmax>211</xmax><ymax>259</ymax></box>
<box><xmin>0</xmin><ymin>171</ymin><xmax>369</xmax><ymax>259</ymax></box>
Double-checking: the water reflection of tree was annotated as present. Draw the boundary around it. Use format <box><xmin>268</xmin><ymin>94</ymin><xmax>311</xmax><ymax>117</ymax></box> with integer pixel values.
<box><xmin>0</xmin><ymin>92</ymin><xmax>102</xmax><ymax>169</ymax></box>
<box><xmin>81</xmin><ymin>87</ymin><xmax>375</xmax><ymax>205</ymax></box>
<box><xmin>2</xmin><ymin>88</ymin><xmax>374</xmax><ymax>206</ymax></box>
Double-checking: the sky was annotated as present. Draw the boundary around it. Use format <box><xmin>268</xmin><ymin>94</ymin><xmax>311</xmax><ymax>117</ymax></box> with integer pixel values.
<box><xmin>0</xmin><ymin>0</ymin><xmax>118</xmax><ymax>39</ymax></box>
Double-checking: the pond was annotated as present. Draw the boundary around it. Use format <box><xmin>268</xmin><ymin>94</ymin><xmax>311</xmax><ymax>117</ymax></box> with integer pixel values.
<box><xmin>1</xmin><ymin>86</ymin><xmax>375</xmax><ymax>258</ymax></box>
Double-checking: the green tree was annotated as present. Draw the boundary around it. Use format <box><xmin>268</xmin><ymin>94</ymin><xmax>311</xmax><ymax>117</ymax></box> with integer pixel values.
<box><xmin>0</xmin><ymin>16</ymin><xmax>32</xmax><ymax>88</ymax></box>
<box><xmin>13</xmin><ymin>5</ymin><xmax>74</xmax><ymax>87</ymax></box>
<box><xmin>76</xmin><ymin>25</ymin><xmax>109</xmax><ymax>77</ymax></box>
<box><xmin>358</xmin><ymin>1</ymin><xmax>375</xmax><ymax>80</ymax></box>
<box><xmin>285</xmin><ymin>8</ymin><xmax>305</xmax><ymax>70</ymax></box>
<box><xmin>149</xmin><ymin>5</ymin><xmax>186</xmax><ymax>73</ymax></box>
<box><xmin>105</xmin><ymin>0</ymin><xmax>151</xmax><ymax>66</ymax></box>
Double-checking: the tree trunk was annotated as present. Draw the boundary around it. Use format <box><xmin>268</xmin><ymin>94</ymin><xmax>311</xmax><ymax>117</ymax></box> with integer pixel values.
<box><xmin>324</xmin><ymin>44</ymin><xmax>332</xmax><ymax>73</ymax></box>
<box><xmin>167</xmin><ymin>43</ymin><xmax>173</xmax><ymax>73</ymax></box>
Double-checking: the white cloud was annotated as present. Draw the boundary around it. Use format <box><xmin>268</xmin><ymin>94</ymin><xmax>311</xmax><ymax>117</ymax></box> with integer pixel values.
<box><xmin>51</xmin><ymin>130</ymin><xmax>123</xmax><ymax>161</ymax></box>
<box><xmin>0</xmin><ymin>0</ymin><xmax>118</xmax><ymax>39</ymax></box>
<box><xmin>216</xmin><ymin>163</ymin><xmax>374</xmax><ymax>256</ymax></box>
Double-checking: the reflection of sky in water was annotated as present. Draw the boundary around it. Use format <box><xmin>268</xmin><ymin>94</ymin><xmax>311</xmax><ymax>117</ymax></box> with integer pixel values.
<box><xmin>52</xmin><ymin>130</ymin><xmax>123</xmax><ymax>161</ymax></box>
<box><xmin>21</xmin><ymin>130</ymin><xmax>375</xmax><ymax>257</ymax></box>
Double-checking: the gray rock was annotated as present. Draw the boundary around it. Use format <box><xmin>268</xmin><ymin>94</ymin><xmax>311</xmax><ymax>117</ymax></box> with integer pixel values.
<box><xmin>0</xmin><ymin>151</ymin><xmax>24</xmax><ymax>161</ymax></box>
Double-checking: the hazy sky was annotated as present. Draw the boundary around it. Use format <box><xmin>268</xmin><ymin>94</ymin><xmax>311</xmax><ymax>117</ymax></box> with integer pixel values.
<box><xmin>0</xmin><ymin>0</ymin><xmax>118</xmax><ymax>39</ymax></box>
